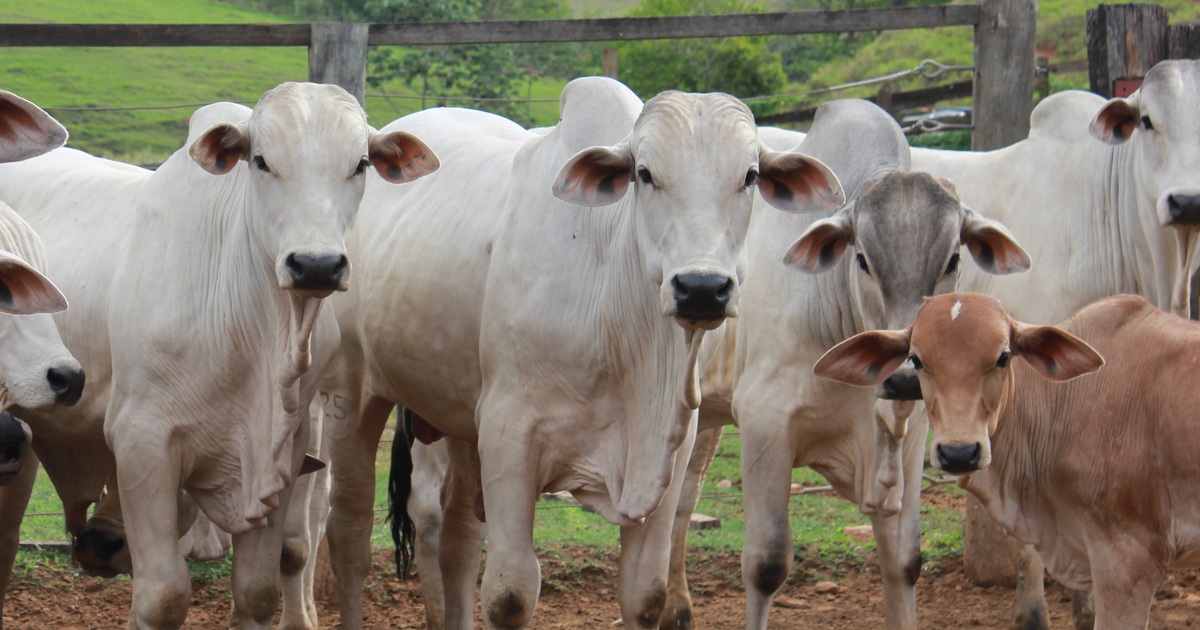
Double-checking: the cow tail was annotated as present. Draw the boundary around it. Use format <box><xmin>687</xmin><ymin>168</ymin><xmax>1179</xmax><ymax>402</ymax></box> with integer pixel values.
<box><xmin>386</xmin><ymin>406</ymin><xmax>417</xmax><ymax>580</ymax></box>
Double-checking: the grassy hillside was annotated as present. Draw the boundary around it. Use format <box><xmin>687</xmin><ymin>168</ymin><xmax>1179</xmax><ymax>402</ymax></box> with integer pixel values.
<box><xmin>800</xmin><ymin>0</ymin><xmax>1200</xmax><ymax>104</ymax></box>
<box><xmin>0</xmin><ymin>0</ymin><xmax>568</xmax><ymax>163</ymax></box>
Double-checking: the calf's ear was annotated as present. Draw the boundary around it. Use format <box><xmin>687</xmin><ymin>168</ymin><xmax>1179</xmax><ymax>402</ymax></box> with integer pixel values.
<box><xmin>758</xmin><ymin>150</ymin><xmax>844</xmax><ymax>214</ymax></box>
<box><xmin>814</xmin><ymin>329</ymin><xmax>912</xmax><ymax>387</ymax></box>
<box><xmin>370</xmin><ymin>130</ymin><xmax>440</xmax><ymax>184</ymax></box>
<box><xmin>1012</xmin><ymin>323</ymin><xmax>1104</xmax><ymax>382</ymax></box>
<box><xmin>0</xmin><ymin>249</ymin><xmax>68</xmax><ymax>315</ymax></box>
<box><xmin>0</xmin><ymin>90</ymin><xmax>68</xmax><ymax>163</ymax></box>
<box><xmin>190</xmin><ymin>122</ymin><xmax>250</xmax><ymax>175</ymax></box>
<box><xmin>1089</xmin><ymin>97</ymin><xmax>1139</xmax><ymax>145</ymax></box>
<box><xmin>961</xmin><ymin>209</ymin><xmax>1031</xmax><ymax>275</ymax></box>
<box><xmin>553</xmin><ymin>145</ymin><xmax>633</xmax><ymax>207</ymax></box>
<box><xmin>782</xmin><ymin>207</ymin><xmax>853</xmax><ymax>274</ymax></box>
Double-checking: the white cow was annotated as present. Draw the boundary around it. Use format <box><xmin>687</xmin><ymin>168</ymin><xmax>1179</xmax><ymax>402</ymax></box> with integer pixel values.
<box><xmin>0</xmin><ymin>82</ymin><xmax>437</xmax><ymax>629</ymax></box>
<box><xmin>661</xmin><ymin>99</ymin><xmax>1030</xmax><ymax>630</ymax></box>
<box><xmin>910</xmin><ymin>59</ymin><xmax>1200</xmax><ymax>628</ymax></box>
<box><xmin>0</xmin><ymin>88</ymin><xmax>88</xmax><ymax>625</ymax></box>
<box><xmin>319</xmin><ymin>76</ymin><xmax>844</xmax><ymax>629</ymax></box>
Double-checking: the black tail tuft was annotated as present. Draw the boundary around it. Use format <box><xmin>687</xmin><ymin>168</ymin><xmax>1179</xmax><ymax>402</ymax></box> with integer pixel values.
<box><xmin>386</xmin><ymin>406</ymin><xmax>418</xmax><ymax>580</ymax></box>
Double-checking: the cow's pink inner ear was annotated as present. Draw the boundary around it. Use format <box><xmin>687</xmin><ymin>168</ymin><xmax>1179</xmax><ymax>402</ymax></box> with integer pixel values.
<box><xmin>814</xmin><ymin>329</ymin><xmax>911</xmax><ymax>387</ymax></box>
<box><xmin>1013</xmin><ymin>324</ymin><xmax>1105</xmax><ymax>382</ymax></box>
<box><xmin>0</xmin><ymin>255</ymin><xmax>68</xmax><ymax>315</ymax></box>
<box><xmin>1089</xmin><ymin>99</ymin><xmax>1139</xmax><ymax>145</ymax></box>
<box><xmin>553</xmin><ymin>147</ymin><xmax>632</xmax><ymax>207</ymax></box>
<box><xmin>0</xmin><ymin>96</ymin><xmax>68</xmax><ymax>163</ymax></box>
<box><xmin>190</xmin><ymin>123</ymin><xmax>249</xmax><ymax>175</ymax></box>
<box><xmin>758</xmin><ymin>152</ymin><xmax>843</xmax><ymax>214</ymax></box>
<box><xmin>370</xmin><ymin>131</ymin><xmax>439</xmax><ymax>184</ymax></box>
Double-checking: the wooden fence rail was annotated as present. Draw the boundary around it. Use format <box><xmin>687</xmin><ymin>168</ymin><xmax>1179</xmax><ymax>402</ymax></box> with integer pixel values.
<box><xmin>0</xmin><ymin>7</ymin><xmax>980</xmax><ymax>48</ymax></box>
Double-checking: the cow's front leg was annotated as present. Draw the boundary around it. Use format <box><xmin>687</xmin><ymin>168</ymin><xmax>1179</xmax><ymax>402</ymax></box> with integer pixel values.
<box><xmin>1087</xmin><ymin>535</ymin><xmax>1162</xmax><ymax>630</ymax></box>
<box><xmin>1013</xmin><ymin>545</ymin><xmax>1049</xmax><ymax>630</ymax></box>
<box><xmin>867</xmin><ymin>407</ymin><xmax>926</xmax><ymax>630</ymax></box>
<box><xmin>0</xmin><ymin>444</ymin><xmax>38</xmax><ymax>626</ymax></box>
<box><xmin>478</xmin><ymin>412</ymin><xmax>539</xmax><ymax>630</ymax></box>
<box><xmin>278</xmin><ymin>401</ymin><xmax>324</xmax><ymax>630</ymax></box>
<box><xmin>326</xmin><ymin>394</ymin><xmax>392</xmax><ymax>629</ymax></box>
<box><xmin>660</xmin><ymin>424</ymin><xmax>722</xmax><ymax>630</ymax></box>
<box><xmin>230</xmin><ymin>484</ymin><xmax>292</xmax><ymax>629</ymax></box>
<box><xmin>115</xmin><ymin>434</ymin><xmax>189</xmax><ymax>629</ymax></box>
<box><xmin>620</xmin><ymin>416</ymin><xmax>696</xmax><ymax>630</ymax></box>
<box><xmin>739</xmin><ymin>417</ymin><xmax>797</xmax><ymax>630</ymax></box>
<box><xmin>439</xmin><ymin>437</ymin><xmax>484</xmax><ymax>630</ymax></box>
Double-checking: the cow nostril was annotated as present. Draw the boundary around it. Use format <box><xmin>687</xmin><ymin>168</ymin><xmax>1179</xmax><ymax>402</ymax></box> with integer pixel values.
<box><xmin>285</xmin><ymin>253</ymin><xmax>305</xmax><ymax>279</ymax></box>
<box><xmin>881</xmin><ymin>373</ymin><xmax>922</xmax><ymax>401</ymax></box>
<box><xmin>1168</xmin><ymin>194</ymin><xmax>1200</xmax><ymax>223</ymax></box>
<box><xmin>331</xmin><ymin>254</ymin><xmax>349</xmax><ymax>279</ymax></box>
<box><xmin>47</xmin><ymin>367</ymin><xmax>85</xmax><ymax>405</ymax></box>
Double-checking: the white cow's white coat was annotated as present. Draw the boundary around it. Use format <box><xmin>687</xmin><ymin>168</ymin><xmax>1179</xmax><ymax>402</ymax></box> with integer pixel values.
<box><xmin>0</xmin><ymin>82</ymin><xmax>436</xmax><ymax>628</ymax></box>
<box><xmin>320</xmin><ymin>77</ymin><xmax>844</xmax><ymax>630</ymax></box>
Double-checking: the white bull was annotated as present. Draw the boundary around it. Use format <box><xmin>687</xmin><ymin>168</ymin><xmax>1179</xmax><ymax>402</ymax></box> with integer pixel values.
<box><xmin>0</xmin><ymin>82</ymin><xmax>437</xmax><ymax>629</ymax></box>
<box><xmin>319</xmin><ymin>76</ymin><xmax>844</xmax><ymax>629</ymax></box>
<box><xmin>910</xmin><ymin>58</ymin><xmax>1200</xmax><ymax>629</ymax></box>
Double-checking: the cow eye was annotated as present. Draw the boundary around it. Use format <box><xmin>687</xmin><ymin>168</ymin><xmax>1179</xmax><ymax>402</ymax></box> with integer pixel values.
<box><xmin>996</xmin><ymin>350</ymin><xmax>1012</xmax><ymax>369</ymax></box>
<box><xmin>637</xmin><ymin>167</ymin><xmax>654</xmax><ymax>186</ymax></box>
<box><xmin>909</xmin><ymin>355</ymin><xmax>923</xmax><ymax>370</ymax></box>
<box><xmin>253</xmin><ymin>155</ymin><xmax>271</xmax><ymax>173</ymax></box>
<box><xmin>945</xmin><ymin>253</ymin><xmax>960</xmax><ymax>275</ymax></box>
<box><xmin>1141</xmin><ymin>115</ymin><xmax>1154</xmax><ymax>131</ymax></box>
<box><xmin>354</xmin><ymin>158</ymin><xmax>369</xmax><ymax>177</ymax></box>
<box><xmin>856</xmin><ymin>253</ymin><xmax>871</xmax><ymax>276</ymax></box>
<box><xmin>743</xmin><ymin>169</ymin><xmax>758</xmax><ymax>188</ymax></box>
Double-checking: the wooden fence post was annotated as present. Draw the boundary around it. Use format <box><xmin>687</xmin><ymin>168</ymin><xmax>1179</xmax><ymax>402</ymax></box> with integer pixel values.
<box><xmin>309</xmin><ymin>22</ymin><xmax>369</xmax><ymax>107</ymax></box>
<box><xmin>1170</xmin><ymin>22</ymin><xmax>1200</xmax><ymax>59</ymax></box>
<box><xmin>963</xmin><ymin>0</ymin><xmax>1036</xmax><ymax>587</ymax></box>
<box><xmin>1086</xmin><ymin>4</ymin><xmax>1169</xmax><ymax>98</ymax></box>
<box><xmin>971</xmin><ymin>0</ymin><xmax>1036</xmax><ymax>151</ymax></box>
<box><xmin>601</xmin><ymin>46</ymin><xmax>619</xmax><ymax>80</ymax></box>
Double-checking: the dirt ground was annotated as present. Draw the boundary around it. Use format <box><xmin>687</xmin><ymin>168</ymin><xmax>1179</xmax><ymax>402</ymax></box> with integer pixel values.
<box><xmin>6</xmin><ymin>552</ymin><xmax>1200</xmax><ymax>629</ymax></box>
<box><xmin>6</xmin><ymin>491</ymin><xmax>1200</xmax><ymax>629</ymax></box>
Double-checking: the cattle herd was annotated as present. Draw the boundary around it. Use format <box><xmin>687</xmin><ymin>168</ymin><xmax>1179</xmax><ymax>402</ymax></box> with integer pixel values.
<box><xmin>0</xmin><ymin>57</ymin><xmax>1193</xmax><ymax>630</ymax></box>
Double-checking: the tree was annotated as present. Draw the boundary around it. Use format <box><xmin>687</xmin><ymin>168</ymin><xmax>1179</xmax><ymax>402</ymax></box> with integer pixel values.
<box><xmin>363</xmin><ymin>0</ymin><xmax>571</xmax><ymax>125</ymax></box>
<box><xmin>615</xmin><ymin>0</ymin><xmax>787</xmax><ymax>112</ymax></box>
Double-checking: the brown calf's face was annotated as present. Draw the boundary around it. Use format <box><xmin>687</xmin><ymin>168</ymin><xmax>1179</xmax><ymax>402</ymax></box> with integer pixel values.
<box><xmin>813</xmin><ymin>293</ymin><xmax>1104</xmax><ymax>474</ymax></box>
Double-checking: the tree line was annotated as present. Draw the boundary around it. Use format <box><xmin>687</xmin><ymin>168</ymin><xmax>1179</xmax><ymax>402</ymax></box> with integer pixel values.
<box><xmin>217</xmin><ymin>0</ymin><xmax>947</xmax><ymax>125</ymax></box>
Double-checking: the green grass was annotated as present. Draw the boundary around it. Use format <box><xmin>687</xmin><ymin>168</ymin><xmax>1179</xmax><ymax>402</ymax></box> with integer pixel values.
<box><xmin>19</xmin><ymin>425</ymin><xmax>967</xmax><ymax>586</ymax></box>
<box><xmin>0</xmin><ymin>0</ymin><xmax>574</xmax><ymax>164</ymax></box>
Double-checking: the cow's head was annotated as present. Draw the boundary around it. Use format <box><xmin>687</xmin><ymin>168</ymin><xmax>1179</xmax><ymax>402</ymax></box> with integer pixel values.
<box><xmin>784</xmin><ymin>173</ymin><xmax>1029</xmax><ymax>400</ymax></box>
<box><xmin>189</xmin><ymin>82</ymin><xmax>439</xmax><ymax>297</ymax></box>
<box><xmin>553</xmin><ymin>91</ymin><xmax>843</xmax><ymax>331</ymax></box>
<box><xmin>1090</xmin><ymin>60</ymin><xmax>1200</xmax><ymax>228</ymax></box>
<box><xmin>814</xmin><ymin>293</ymin><xmax>1103</xmax><ymax>473</ymax></box>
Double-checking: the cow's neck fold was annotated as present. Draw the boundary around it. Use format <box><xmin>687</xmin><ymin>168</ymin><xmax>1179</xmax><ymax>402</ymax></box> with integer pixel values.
<box><xmin>603</xmin><ymin>208</ymin><xmax>698</xmax><ymax>523</ymax></box>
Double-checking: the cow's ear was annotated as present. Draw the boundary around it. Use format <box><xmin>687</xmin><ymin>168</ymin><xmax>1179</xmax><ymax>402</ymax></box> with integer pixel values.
<box><xmin>0</xmin><ymin>91</ymin><xmax>68</xmax><ymax>163</ymax></box>
<box><xmin>1089</xmin><ymin>97</ymin><xmax>1139</xmax><ymax>145</ymax></box>
<box><xmin>814</xmin><ymin>328</ymin><xmax>912</xmax><ymax>387</ymax></box>
<box><xmin>961</xmin><ymin>209</ymin><xmax>1031</xmax><ymax>275</ymax></box>
<box><xmin>553</xmin><ymin>145</ymin><xmax>633</xmax><ymax>207</ymax></box>
<box><xmin>1012</xmin><ymin>323</ymin><xmax>1104</xmax><ymax>382</ymax></box>
<box><xmin>758</xmin><ymin>150</ymin><xmax>844</xmax><ymax>214</ymax></box>
<box><xmin>782</xmin><ymin>207</ymin><xmax>854</xmax><ymax>274</ymax></box>
<box><xmin>0</xmin><ymin>249</ymin><xmax>67</xmax><ymax>315</ymax></box>
<box><xmin>370</xmin><ymin>130</ymin><xmax>439</xmax><ymax>184</ymax></box>
<box><xmin>190</xmin><ymin>122</ymin><xmax>250</xmax><ymax>175</ymax></box>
